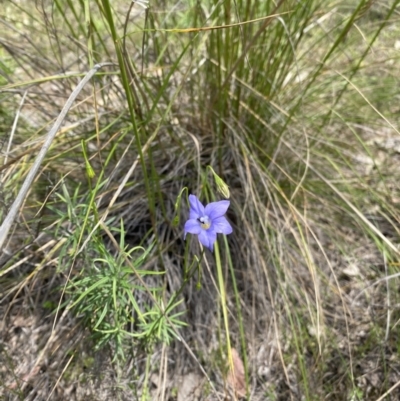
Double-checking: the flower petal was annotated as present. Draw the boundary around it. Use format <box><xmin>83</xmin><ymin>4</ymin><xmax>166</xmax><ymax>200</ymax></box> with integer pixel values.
<box><xmin>205</xmin><ymin>200</ymin><xmax>230</xmax><ymax>220</ymax></box>
<box><xmin>212</xmin><ymin>216</ymin><xmax>233</xmax><ymax>235</ymax></box>
<box><xmin>198</xmin><ymin>228</ymin><xmax>217</xmax><ymax>251</ymax></box>
<box><xmin>184</xmin><ymin>219</ymin><xmax>202</xmax><ymax>238</ymax></box>
<box><xmin>206</xmin><ymin>229</ymin><xmax>217</xmax><ymax>251</ymax></box>
<box><xmin>189</xmin><ymin>194</ymin><xmax>205</xmax><ymax>219</ymax></box>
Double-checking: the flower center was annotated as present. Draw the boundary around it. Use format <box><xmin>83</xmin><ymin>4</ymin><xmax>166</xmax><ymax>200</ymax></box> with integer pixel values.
<box><xmin>198</xmin><ymin>215</ymin><xmax>211</xmax><ymax>230</ymax></box>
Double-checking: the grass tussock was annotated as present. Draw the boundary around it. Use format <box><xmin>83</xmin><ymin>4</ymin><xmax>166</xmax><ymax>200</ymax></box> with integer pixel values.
<box><xmin>1</xmin><ymin>0</ymin><xmax>400</xmax><ymax>400</ymax></box>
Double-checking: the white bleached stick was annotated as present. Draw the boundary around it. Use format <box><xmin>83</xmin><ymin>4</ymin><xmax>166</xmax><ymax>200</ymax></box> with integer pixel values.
<box><xmin>0</xmin><ymin>62</ymin><xmax>113</xmax><ymax>251</ymax></box>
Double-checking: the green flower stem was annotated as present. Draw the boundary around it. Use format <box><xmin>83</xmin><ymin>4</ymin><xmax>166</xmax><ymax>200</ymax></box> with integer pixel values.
<box><xmin>224</xmin><ymin>235</ymin><xmax>249</xmax><ymax>398</ymax></box>
<box><xmin>214</xmin><ymin>241</ymin><xmax>234</xmax><ymax>378</ymax></box>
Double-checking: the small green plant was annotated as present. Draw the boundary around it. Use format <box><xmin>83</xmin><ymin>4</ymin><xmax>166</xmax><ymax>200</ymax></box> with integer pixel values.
<box><xmin>64</xmin><ymin>222</ymin><xmax>157</xmax><ymax>360</ymax></box>
<box><xmin>138</xmin><ymin>295</ymin><xmax>187</xmax><ymax>345</ymax></box>
<box><xmin>50</xmin><ymin>185</ymin><xmax>186</xmax><ymax>361</ymax></box>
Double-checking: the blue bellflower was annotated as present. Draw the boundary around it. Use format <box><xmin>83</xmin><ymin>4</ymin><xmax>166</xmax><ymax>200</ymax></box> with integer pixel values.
<box><xmin>184</xmin><ymin>194</ymin><xmax>233</xmax><ymax>251</ymax></box>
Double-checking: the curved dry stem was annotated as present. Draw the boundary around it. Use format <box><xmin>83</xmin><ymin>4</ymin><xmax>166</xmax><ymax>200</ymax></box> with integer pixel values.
<box><xmin>0</xmin><ymin>62</ymin><xmax>113</xmax><ymax>251</ymax></box>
